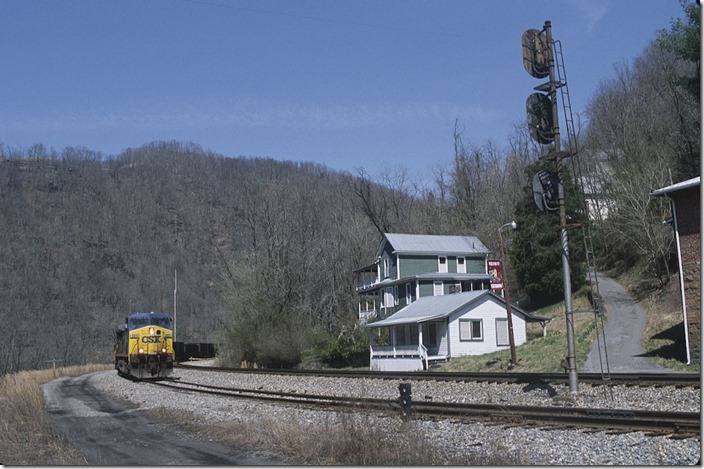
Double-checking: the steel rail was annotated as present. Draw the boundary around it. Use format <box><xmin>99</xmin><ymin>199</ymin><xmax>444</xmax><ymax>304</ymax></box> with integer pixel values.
<box><xmin>175</xmin><ymin>364</ymin><xmax>700</xmax><ymax>388</ymax></box>
<box><xmin>145</xmin><ymin>379</ymin><xmax>700</xmax><ymax>438</ymax></box>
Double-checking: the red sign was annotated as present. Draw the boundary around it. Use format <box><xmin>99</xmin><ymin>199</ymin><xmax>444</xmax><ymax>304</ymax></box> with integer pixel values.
<box><xmin>488</xmin><ymin>259</ymin><xmax>503</xmax><ymax>292</ymax></box>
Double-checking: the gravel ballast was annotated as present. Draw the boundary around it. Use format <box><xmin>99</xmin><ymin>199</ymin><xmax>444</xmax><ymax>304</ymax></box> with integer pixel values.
<box><xmin>89</xmin><ymin>369</ymin><xmax>701</xmax><ymax>465</ymax></box>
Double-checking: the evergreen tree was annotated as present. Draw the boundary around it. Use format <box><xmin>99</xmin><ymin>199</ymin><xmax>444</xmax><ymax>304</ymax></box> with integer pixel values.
<box><xmin>509</xmin><ymin>160</ymin><xmax>585</xmax><ymax>307</ymax></box>
<box><xmin>657</xmin><ymin>0</ymin><xmax>701</xmax><ymax>103</ymax></box>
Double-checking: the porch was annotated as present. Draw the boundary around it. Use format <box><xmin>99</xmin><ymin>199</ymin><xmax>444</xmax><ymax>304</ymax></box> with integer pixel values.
<box><xmin>367</xmin><ymin>320</ymin><xmax>448</xmax><ymax>372</ymax></box>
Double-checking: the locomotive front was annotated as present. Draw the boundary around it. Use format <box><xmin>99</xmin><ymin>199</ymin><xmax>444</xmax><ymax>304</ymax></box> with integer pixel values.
<box><xmin>114</xmin><ymin>312</ymin><xmax>174</xmax><ymax>378</ymax></box>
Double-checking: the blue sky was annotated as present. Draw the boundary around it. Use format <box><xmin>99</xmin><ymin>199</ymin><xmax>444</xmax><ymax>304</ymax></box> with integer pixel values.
<box><xmin>0</xmin><ymin>0</ymin><xmax>687</xmax><ymax>181</ymax></box>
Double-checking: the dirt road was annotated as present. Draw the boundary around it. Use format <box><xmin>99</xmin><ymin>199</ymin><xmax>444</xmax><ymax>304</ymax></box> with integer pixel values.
<box><xmin>43</xmin><ymin>373</ymin><xmax>286</xmax><ymax>465</ymax></box>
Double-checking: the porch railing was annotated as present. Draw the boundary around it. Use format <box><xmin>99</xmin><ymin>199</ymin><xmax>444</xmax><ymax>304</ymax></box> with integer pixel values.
<box><xmin>369</xmin><ymin>343</ymin><xmax>429</xmax><ymax>370</ymax></box>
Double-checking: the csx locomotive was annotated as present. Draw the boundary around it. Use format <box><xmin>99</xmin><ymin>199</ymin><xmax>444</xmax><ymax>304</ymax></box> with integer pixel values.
<box><xmin>114</xmin><ymin>312</ymin><xmax>174</xmax><ymax>378</ymax></box>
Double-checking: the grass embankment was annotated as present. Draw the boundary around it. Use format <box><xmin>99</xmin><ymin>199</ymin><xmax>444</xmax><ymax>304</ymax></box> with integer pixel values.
<box><xmin>625</xmin><ymin>271</ymin><xmax>700</xmax><ymax>373</ymax></box>
<box><xmin>0</xmin><ymin>364</ymin><xmax>111</xmax><ymax>465</ymax></box>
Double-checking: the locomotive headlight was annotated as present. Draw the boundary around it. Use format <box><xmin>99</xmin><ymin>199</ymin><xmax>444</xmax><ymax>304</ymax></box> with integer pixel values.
<box><xmin>138</xmin><ymin>348</ymin><xmax>144</xmax><ymax>354</ymax></box>
<box><xmin>161</xmin><ymin>348</ymin><xmax>167</xmax><ymax>353</ymax></box>
<box><xmin>149</xmin><ymin>327</ymin><xmax>155</xmax><ymax>336</ymax></box>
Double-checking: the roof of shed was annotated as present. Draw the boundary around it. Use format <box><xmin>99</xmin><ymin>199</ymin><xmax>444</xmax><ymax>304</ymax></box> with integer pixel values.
<box><xmin>364</xmin><ymin>290</ymin><xmax>548</xmax><ymax>328</ymax></box>
<box><xmin>381</xmin><ymin>233</ymin><xmax>489</xmax><ymax>256</ymax></box>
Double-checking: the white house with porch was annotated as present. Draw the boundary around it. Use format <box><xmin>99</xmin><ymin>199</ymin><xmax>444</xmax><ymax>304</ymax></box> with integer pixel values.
<box><xmin>364</xmin><ymin>289</ymin><xmax>548</xmax><ymax>371</ymax></box>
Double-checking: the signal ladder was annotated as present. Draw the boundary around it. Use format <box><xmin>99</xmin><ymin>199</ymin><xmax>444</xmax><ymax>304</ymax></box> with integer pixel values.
<box><xmin>552</xmin><ymin>39</ymin><xmax>612</xmax><ymax>396</ymax></box>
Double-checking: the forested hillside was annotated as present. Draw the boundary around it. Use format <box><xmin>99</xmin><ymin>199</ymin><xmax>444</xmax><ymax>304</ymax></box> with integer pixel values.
<box><xmin>0</xmin><ymin>142</ymin><xmax>384</xmax><ymax>372</ymax></box>
<box><xmin>0</xmin><ymin>1</ymin><xmax>698</xmax><ymax>374</ymax></box>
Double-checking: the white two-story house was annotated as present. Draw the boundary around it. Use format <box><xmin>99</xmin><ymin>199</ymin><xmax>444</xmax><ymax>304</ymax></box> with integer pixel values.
<box><xmin>355</xmin><ymin>233</ymin><xmax>548</xmax><ymax>371</ymax></box>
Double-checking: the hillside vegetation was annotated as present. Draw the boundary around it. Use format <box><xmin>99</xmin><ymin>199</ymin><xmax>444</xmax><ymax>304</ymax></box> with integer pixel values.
<box><xmin>0</xmin><ymin>2</ymin><xmax>699</xmax><ymax>374</ymax></box>
<box><xmin>0</xmin><ymin>142</ymin><xmax>386</xmax><ymax>372</ymax></box>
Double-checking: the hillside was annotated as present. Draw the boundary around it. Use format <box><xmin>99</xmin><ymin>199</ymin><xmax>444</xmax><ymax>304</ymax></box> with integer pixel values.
<box><xmin>0</xmin><ymin>141</ymin><xmax>382</xmax><ymax>373</ymax></box>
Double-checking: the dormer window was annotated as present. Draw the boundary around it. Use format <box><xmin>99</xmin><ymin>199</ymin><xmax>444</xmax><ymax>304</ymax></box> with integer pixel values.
<box><xmin>438</xmin><ymin>256</ymin><xmax>448</xmax><ymax>273</ymax></box>
<box><xmin>383</xmin><ymin>257</ymin><xmax>390</xmax><ymax>278</ymax></box>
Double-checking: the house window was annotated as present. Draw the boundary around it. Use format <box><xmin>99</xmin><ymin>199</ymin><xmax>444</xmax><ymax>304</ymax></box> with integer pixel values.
<box><xmin>384</xmin><ymin>287</ymin><xmax>394</xmax><ymax>308</ymax></box>
<box><xmin>459</xmin><ymin>319</ymin><xmax>483</xmax><ymax>341</ymax></box>
<box><xmin>449</xmin><ymin>283</ymin><xmax>462</xmax><ymax>294</ymax></box>
<box><xmin>438</xmin><ymin>256</ymin><xmax>448</xmax><ymax>273</ymax></box>
<box><xmin>433</xmin><ymin>281</ymin><xmax>444</xmax><ymax>296</ymax></box>
<box><xmin>394</xmin><ymin>286</ymin><xmax>399</xmax><ymax>305</ymax></box>
<box><xmin>406</xmin><ymin>283</ymin><xmax>412</xmax><ymax>304</ymax></box>
<box><xmin>457</xmin><ymin>257</ymin><xmax>466</xmax><ymax>273</ymax></box>
<box><xmin>383</xmin><ymin>257</ymin><xmax>390</xmax><ymax>279</ymax></box>
<box><xmin>496</xmin><ymin>318</ymin><xmax>509</xmax><ymax>346</ymax></box>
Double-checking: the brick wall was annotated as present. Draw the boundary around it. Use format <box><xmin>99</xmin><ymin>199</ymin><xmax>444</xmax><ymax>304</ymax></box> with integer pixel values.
<box><xmin>673</xmin><ymin>187</ymin><xmax>701</xmax><ymax>362</ymax></box>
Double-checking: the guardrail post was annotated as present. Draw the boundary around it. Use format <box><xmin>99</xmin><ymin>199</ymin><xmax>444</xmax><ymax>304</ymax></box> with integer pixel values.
<box><xmin>398</xmin><ymin>383</ymin><xmax>412</xmax><ymax>421</ymax></box>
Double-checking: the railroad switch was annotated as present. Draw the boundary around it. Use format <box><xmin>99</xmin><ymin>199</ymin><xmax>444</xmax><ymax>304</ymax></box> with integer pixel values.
<box><xmin>398</xmin><ymin>383</ymin><xmax>412</xmax><ymax>421</ymax></box>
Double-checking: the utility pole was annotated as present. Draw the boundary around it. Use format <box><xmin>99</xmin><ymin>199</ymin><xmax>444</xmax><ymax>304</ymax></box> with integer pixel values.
<box><xmin>499</xmin><ymin>221</ymin><xmax>518</xmax><ymax>367</ymax></box>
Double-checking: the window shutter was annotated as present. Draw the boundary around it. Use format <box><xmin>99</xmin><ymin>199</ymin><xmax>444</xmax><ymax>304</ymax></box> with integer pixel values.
<box><xmin>496</xmin><ymin>318</ymin><xmax>509</xmax><ymax>346</ymax></box>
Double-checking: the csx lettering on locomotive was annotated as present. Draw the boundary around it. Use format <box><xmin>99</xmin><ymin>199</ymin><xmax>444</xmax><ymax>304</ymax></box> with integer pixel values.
<box><xmin>141</xmin><ymin>336</ymin><xmax>162</xmax><ymax>343</ymax></box>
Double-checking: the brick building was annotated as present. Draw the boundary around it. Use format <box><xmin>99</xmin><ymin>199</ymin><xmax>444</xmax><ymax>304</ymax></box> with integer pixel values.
<box><xmin>651</xmin><ymin>177</ymin><xmax>701</xmax><ymax>364</ymax></box>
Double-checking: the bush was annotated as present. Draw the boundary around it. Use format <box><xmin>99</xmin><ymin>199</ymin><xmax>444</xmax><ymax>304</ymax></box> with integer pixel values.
<box><xmin>310</xmin><ymin>326</ymin><xmax>369</xmax><ymax>368</ymax></box>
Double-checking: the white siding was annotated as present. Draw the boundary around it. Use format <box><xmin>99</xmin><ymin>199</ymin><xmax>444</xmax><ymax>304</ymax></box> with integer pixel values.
<box><xmin>447</xmin><ymin>297</ymin><xmax>527</xmax><ymax>357</ymax></box>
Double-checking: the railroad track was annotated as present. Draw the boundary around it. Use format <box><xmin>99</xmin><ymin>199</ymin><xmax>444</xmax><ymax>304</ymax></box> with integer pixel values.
<box><xmin>176</xmin><ymin>363</ymin><xmax>701</xmax><ymax>388</ymax></box>
<box><xmin>146</xmin><ymin>377</ymin><xmax>700</xmax><ymax>439</ymax></box>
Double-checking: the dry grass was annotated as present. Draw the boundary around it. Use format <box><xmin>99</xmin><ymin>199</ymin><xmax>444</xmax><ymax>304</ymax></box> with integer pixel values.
<box><xmin>147</xmin><ymin>406</ymin><xmax>528</xmax><ymax>465</ymax></box>
<box><xmin>0</xmin><ymin>364</ymin><xmax>112</xmax><ymax>465</ymax></box>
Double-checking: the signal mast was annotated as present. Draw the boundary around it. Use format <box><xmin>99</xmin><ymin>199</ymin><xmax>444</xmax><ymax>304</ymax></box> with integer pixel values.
<box><xmin>521</xmin><ymin>21</ymin><xmax>578</xmax><ymax>394</ymax></box>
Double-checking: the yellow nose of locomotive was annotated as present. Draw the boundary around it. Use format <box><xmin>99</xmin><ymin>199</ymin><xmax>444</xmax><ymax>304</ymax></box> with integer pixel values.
<box><xmin>117</xmin><ymin>311</ymin><xmax>174</xmax><ymax>379</ymax></box>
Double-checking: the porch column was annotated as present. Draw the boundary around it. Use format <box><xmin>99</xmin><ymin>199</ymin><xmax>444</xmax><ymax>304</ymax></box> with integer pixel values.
<box><xmin>367</xmin><ymin>329</ymin><xmax>374</xmax><ymax>369</ymax></box>
<box><xmin>391</xmin><ymin>326</ymin><xmax>397</xmax><ymax>357</ymax></box>
<box><xmin>418</xmin><ymin>325</ymin><xmax>427</xmax><ymax>370</ymax></box>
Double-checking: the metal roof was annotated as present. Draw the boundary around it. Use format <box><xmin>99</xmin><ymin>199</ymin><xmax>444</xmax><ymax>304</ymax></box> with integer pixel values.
<box><xmin>381</xmin><ymin>233</ymin><xmax>489</xmax><ymax>256</ymax></box>
<box><xmin>364</xmin><ymin>290</ymin><xmax>547</xmax><ymax>328</ymax></box>
<box><xmin>650</xmin><ymin>176</ymin><xmax>700</xmax><ymax>197</ymax></box>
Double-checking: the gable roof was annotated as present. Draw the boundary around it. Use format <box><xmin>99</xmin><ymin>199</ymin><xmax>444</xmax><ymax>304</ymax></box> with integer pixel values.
<box><xmin>364</xmin><ymin>290</ymin><xmax>547</xmax><ymax>328</ymax></box>
<box><xmin>379</xmin><ymin>233</ymin><xmax>489</xmax><ymax>257</ymax></box>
